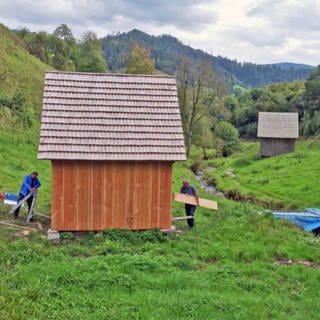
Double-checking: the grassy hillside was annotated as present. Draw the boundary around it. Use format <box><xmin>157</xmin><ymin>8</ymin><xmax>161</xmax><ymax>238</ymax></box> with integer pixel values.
<box><xmin>204</xmin><ymin>140</ymin><xmax>320</xmax><ymax>209</ymax></box>
<box><xmin>0</xmin><ymin>23</ymin><xmax>320</xmax><ymax>319</ymax></box>
<box><xmin>0</xmin><ymin>24</ymin><xmax>49</xmax><ymax>116</ymax></box>
<box><xmin>0</xmin><ymin>162</ymin><xmax>320</xmax><ymax>319</ymax></box>
<box><xmin>0</xmin><ymin>24</ymin><xmax>51</xmax><ymax>209</ymax></box>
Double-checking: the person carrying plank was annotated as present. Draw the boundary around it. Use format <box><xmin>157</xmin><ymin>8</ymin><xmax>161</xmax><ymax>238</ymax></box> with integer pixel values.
<box><xmin>13</xmin><ymin>171</ymin><xmax>41</xmax><ymax>219</ymax></box>
<box><xmin>180</xmin><ymin>179</ymin><xmax>199</xmax><ymax>228</ymax></box>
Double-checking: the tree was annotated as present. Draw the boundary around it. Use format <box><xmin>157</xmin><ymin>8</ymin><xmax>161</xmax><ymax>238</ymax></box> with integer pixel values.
<box><xmin>77</xmin><ymin>31</ymin><xmax>107</xmax><ymax>73</ymax></box>
<box><xmin>304</xmin><ymin>65</ymin><xmax>320</xmax><ymax>110</ymax></box>
<box><xmin>16</xmin><ymin>25</ymin><xmax>79</xmax><ymax>71</ymax></box>
<box><xmin>126</xmin><ymin>43</ymin><xmax>155</xmax><ymax>74</ymax></box>
<box><xmin>301</xmin><ymin>65</ymin><xmax>320</xmax><ymax>135</ymax></box>
<box><xmin>177</xmin><ymin>58</ymin><xmax>226</xmax><ymax>156</ymax></box>
<box><xmin>54</xmin><ymin>24</ymin><xmax>74</xmax><ymax>41</ymax></box>
<box><xmin>25</xmin><ymin>31</ymin><xmax>50</xmax><ymax>64</ymax></box>
<box><xmin>214</xmin><ymin>121</ymin><xmax>239</xmax><ymax>157</ymax></box>
<box><xmin>227</xmin><ymin>80</ymin><xmax>306</xmax><ymax>138</ymax></box>
<box><xmin>192</xmin><ymin>117</ymin><xmax>214</xmax><ymax>159</ymax></box>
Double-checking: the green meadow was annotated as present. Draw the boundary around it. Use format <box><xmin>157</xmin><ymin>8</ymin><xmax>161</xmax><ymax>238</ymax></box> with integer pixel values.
<box><xmin>1</xmin><ymin>22</ymin><xmax>320</xmax><ymax>320</ymax></box>
<box><xmin>204</xmin><ymin>140</ymin><xmax>320</xmax><ymax>209</ymax></box>
<box><xmin>1</xmin><ymin>145</ymin><xmax>320</xmax><ymax>319</ymax></box>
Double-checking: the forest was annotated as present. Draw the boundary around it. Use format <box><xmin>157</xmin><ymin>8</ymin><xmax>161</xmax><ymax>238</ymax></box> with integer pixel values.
<box><xmin>101</xmin><ymin>29</ymin><xmax>314</xmax><ymax>88</ymax></box>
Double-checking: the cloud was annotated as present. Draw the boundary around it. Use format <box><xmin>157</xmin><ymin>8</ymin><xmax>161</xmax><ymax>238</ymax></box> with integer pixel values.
<box><xmin>0</xmin><ymin>0</ymin><xmax>319</xmax><ymax>65</ymax></box>
<box><xmin>248</xmin><ymin>0</ymin><xmax>320</xmax><ymax>32</ymax></box>
<box><xmin>0</xmin><ymin>0</ymin><xmax>218</xmax><ymax>31</ymax></box>
<box><xmin>225</xmin><ymin>26</ymin><xmax>286</xmax><ymax>47</ymax></box>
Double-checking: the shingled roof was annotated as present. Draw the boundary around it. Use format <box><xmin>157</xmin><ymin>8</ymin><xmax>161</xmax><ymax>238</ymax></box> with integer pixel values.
<box><xmin>257</xmin><ymin>112</ymin><xmax>299</xmax><ymax>139</ymax></box>
<box><xmin>38</xmin><ymin>71</ymin><xmax>186</xmax><ymax>161</ymax></box>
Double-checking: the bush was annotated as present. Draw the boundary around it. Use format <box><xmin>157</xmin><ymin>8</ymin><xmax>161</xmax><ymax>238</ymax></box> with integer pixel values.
<box><xmin>190</xmin><ymin>158</ymin><xmax>207</xmax><ymax>173</ymax></box>
<box><xmin>214</xmin><ymin>121</ymin><xmax>240</xmax><ymax>157</ymax></box>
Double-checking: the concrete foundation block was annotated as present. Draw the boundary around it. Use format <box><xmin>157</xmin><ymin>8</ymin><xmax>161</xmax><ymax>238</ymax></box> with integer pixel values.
<box><xmin>47</xmin><ymin>229</ymin><xmax>60</xmax><ymax>243</ymax></box>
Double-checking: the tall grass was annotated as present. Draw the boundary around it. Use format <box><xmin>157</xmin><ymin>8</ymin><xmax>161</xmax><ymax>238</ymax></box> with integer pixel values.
<box><xmin>0</xmin><ymin>160</ymin><xmax>320</xmax><ymax>319</ymax></box>
<box><xmin>1</xmin><ymin>26</ymin><xmax>320</xmax><ymax>319</ymax></box>
<box><xmin>205</xmin><ymin>140</ymin><xmax>320</xmax><ymax>209</ymax></box>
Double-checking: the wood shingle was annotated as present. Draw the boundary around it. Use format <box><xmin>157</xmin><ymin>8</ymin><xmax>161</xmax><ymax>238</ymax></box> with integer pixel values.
<box><xmin>38</xmin><ymin>71</ymin><xmax>186</xmax><ymax>161</ymax></box>
<box><xmin>257</xmin><ymin>112</ymin><xmax>299</xmax><ymax>139</ymax></box>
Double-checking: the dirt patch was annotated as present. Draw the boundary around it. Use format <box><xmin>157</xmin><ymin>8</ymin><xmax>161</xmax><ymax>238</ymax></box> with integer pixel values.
<box><xmin>0</xmin><ymin>216</ymin><xmax>50</xmax><ymax>240</ymax></box>
<box><xmin>223</xmin><ymin>190</ymin><xmax>284</xmax><ymax>210</ymax></box>
<box><xmin>196</xmin><ymin>257</ymin><xmax>217</xmax><ymax>271</ymax></box>
<box><xmin>275</xmin><ymin>259</ymin><xmax>320</xmax><ymax>268</ymax></box>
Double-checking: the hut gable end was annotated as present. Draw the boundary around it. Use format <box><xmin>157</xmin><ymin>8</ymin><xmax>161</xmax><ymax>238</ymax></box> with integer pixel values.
<box><xmin>38</xmin><ymin>71</ymin><xmax>186</xmax><ymax>161</ymax></box>
<box><xmin>257</xmin><ymin>112</ymin><xmax>299</xmax><ymax>157</ymax></box>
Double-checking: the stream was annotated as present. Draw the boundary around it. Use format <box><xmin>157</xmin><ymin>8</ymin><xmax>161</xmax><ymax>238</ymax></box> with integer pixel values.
<box><xmin>194</xmin><ymin>167</ymin><xmax>224</xmax><ymax>197</ymax></box>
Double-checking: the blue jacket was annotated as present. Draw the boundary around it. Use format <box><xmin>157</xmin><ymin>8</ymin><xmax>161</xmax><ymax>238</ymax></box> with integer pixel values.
<box><xmin>19</xmin><ymin>174</ymin><xmax>41</xmax><ymax>196</ymax></box>
<box><xmin>180</xmin><ymin>185</ymin><xmax>196</xmax><ymax>196</ymax></box>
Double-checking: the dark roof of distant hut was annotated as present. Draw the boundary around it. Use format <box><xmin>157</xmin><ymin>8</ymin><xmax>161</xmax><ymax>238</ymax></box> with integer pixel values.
<box><xmin>257</xmin><ymin>112</ymin><xmax>299</xmax><ymax>139</ymax></box>
<box><xmin>38</xmin><ymin>71</ymin><xmax>186</xmax><ymax>161</ymax></box>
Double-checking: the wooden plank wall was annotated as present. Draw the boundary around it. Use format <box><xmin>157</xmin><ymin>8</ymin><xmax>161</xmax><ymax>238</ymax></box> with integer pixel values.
<box><xmin>260</xmin><ymin>138</ymin><xmax>295</xmax><ymax>157</ymax></box>
<box><xmin>51</xmin><ymin>161</ymin><xmax>173</xmax><ymax>231</ymax></box>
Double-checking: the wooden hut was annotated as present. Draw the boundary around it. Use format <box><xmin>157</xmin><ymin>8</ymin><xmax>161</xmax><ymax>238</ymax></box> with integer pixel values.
<box><xmin>38</xmin><ymin>71</ymin><xmax>186</xmax><ymax>231</ymax></box>
<box><xmin>257</xmin><ymin>112</ymin><xmax>299</xmax><ymax>157</ymax></box>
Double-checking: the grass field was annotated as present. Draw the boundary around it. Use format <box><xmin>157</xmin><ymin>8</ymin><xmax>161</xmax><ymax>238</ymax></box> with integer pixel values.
<box><xmin>1</xmin><ymin>157</ymin><xmax>320</xmax><ymax>319</ymax></box>
<box><xmin>204</xmin><ymin>140</ymin><xmax>320</xmax><ymax>209</ymax></box>
<box><xmin>1</xmin><ymin>24</ymin><xmax>320</xmax><ymax>319</ymax></box>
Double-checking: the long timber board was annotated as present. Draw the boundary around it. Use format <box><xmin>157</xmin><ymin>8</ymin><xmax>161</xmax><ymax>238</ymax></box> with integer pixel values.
<box><xmin>173</xmin><ymin>192</ymin><xmax>218</xmax><ymax>210</ymax></box>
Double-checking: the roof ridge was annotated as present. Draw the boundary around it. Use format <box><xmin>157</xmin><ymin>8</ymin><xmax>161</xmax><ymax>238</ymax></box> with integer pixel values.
<box><xmin>45</xmin><ymin>70</ymin><xmax>175</xmax><ymax>79</ymax></box>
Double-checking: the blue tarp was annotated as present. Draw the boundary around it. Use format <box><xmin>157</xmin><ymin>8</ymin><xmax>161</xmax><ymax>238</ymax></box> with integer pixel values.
<box><xmin>273</xmin><ymin>208</ymin><xmax>320</xmax><ymax>231</ymax></box>
<box><xmin>3</xmin><ymin>192</ymin><xmax>19</xmax><ymax>205</ymax></box>
<box><xmin>4</xmin><ymin>192</ymin><xmax>19</xmax><ymax>202</ymax></box>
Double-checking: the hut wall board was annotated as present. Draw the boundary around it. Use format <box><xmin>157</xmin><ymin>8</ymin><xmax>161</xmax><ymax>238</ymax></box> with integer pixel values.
<box><xmin>51</xmin><ymin>160</ymin><xmax>173</xmax><ymax>231</ymax></box>
<box><xmin>260</xmin><ymin>138</ymin><xmax>295</xmax><ymax>157</ymax></box>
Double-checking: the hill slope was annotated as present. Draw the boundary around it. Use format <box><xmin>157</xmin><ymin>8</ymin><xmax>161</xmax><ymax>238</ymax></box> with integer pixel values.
<box><xmin>0</xmin><ymin>24</ymin><xmax>49</xmax><ymax>117</ymax></box>
<box><xmin>1</xmin><ymin>25</ymin><xmax>320</xmax><ymax>319</ymax></box>
<box><xmin>101</xmin><ymin>29</ymin><xmax>315</xmax><ymax>88</ymax></box>
<box><xmin>204</xmin><ymin>140</ymin><xmax>320</xmax><ymax>209</ymax></box>
<box><xmin>0</xmin><ymin>24</ymin><xmax>51</xmax><ymax>209</ymax></box>
<box><xmin>1</xmin><ymin>152</ymin><xmax>320</xmax><ymax>319</ymax></box>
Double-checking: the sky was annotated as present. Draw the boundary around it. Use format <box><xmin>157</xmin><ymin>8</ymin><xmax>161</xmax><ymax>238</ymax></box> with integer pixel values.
<box><xmin>0</xmin><ymin>0</ymin><xmax>319</xmax><ymax>65</ymax></box>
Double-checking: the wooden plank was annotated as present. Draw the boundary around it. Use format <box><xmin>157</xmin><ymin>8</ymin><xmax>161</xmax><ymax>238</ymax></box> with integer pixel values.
<box><xmin>159</xmin><ymin>163</ymin><xmax>172</xmax><ymax>229</ymax></box>
<box><xmin>133</xmin><ymin>163</ymin><xmax>142</xmax><ymax>229</ymax></box>
<box><xmin>77</xmin><ymin>162</ymin><xmax>90</xmax><ymax>230</ymax></box>
<box><xmin>0</xmin><ymin>221</ymin><xmax>35</xmax><ymax>230</ymax></box>
<box><xmin>133</xmin><ymin>162</ymin><xmax>148</xmax><ymax>229</ymax></box>
<box><xmin>172</xmin><ymin>216</ymin><xmax>194</xmax><ymax>221</ymax></box>
<box><xmin>126</xmin><ymin>163</ymin><xmax>135</xmax><ymax>229</ymax></box>
<box><xmin>141</xmin><ymin>162</ymin><xmax>150</xmax><ymax>229</ymax></box>
<box><xmin>102</xmin><ymin>163</ymin><xmax>114</xmax><ymax>229</ymax></box>
<box><xmin>173</xmin><ymin>192</ymin><xmax>218</xmax><ymax>210</ymax></box>
<box><xmin>146</xmin><ymin>162</ymin><xmax>153</xmax><ymax>229</ymax></box>
<box><xmin>91</xmin><ymin>162</ymin><xmax>103</xmax><ymax>230</ymax></box>
<box><xmin>165</xmin><ymin>164</ymin><xmax>173</xmax><ymax>226</ymax></box>
<box><xmin>62</xmin><ymin>162</ymin><xmax>77</xmax><ymax>230</ymax></box>
<box><xmin>113</xmin><ymin>162</ymin><xmax>126</xmax><ymax>228</ymax></box>
<box><xmin>34</xmin><ymin>211</ymin><xmax>51</xmax><ymax>219</ymax></box>
<box><xmin>51</xmin><ymin>161</ymin><xmax>64</xmax><ymax>230</ymax></box>
<box><xmin>150</xmin><ymin>162</ymin><xmax>160</xmax><ymax>228</ymax></box>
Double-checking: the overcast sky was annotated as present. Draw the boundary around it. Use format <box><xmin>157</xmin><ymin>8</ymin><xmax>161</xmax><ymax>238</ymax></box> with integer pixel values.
<box><xmin>0</xmin><ymin>0</ymin><xmax>319</xmax><ymax>65</ymax></box>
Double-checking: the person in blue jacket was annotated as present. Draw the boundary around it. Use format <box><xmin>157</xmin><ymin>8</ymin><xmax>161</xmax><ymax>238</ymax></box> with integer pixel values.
<box><xmin>180</xmin><ymin>179</ymin><xmax>199</xmax><ymax>228</ymax></box>
<box><xmin>13</xmin><ymin>171</ymin><xmax>41</xmax><ymax>219</ymax></box>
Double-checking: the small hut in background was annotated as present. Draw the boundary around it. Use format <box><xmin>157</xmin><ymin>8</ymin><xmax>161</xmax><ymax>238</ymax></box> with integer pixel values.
<box><xmin>38</xmin><ymin>71</ymin><xmax>186</xmax><ymax>231</ymax></box>
<box><xmin>257</xmin><ymin>112</ymin><xmax>299</xmax><ymax>157</ymax></box>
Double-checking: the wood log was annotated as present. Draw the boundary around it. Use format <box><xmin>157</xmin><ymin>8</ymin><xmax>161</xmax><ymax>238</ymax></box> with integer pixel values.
<box><xmin>171</xmin><ymin>215</ymin><xmax>194</xmax><ymax>221</ymax></box>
